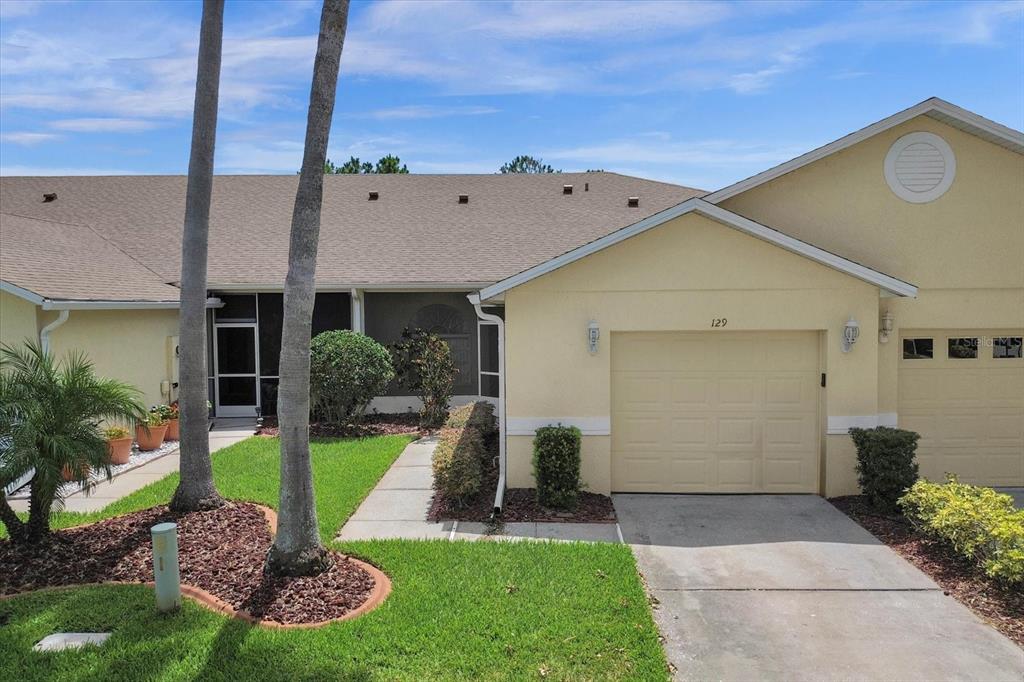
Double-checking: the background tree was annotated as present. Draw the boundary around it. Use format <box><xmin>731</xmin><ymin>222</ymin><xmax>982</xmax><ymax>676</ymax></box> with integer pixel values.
<box><xmin>266</xmin><ymin>0</ymin><xmax>349</xmax><ymax>578</ymax></box>
<box><xmin>498</xmin><ymin>155</ymin><xmax>560</xmax><ymax>174</ymax></box>
<box><xmin>0</xmin><ymin>343</ymin><xmax>146</xmax><ymax>544</ymax></box>
<box><xmin>170</xmin><ymin>0</ymin><xmax>225</xmax><ymax>513</ymax></box>
<box><xmin>323</xmin><ymin>154</ymin><xmax>409</xmax><ymax>174</ymax></box>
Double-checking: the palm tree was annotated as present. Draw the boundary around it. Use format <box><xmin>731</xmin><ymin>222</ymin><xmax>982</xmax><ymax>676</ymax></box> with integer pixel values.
<box><xmin>265</xmin><ymin>0</ymin><xmax>349</xmax><ymax>578</ymax></box>
<box><xmin>0</xmin><ymin>343</ymin><xmax>146</xmax><ymax>544</ymax></box>
<box><xmin>170</xmin><ymin>0</ymin><xmax>225</xmax><ymax>512</ymax></box>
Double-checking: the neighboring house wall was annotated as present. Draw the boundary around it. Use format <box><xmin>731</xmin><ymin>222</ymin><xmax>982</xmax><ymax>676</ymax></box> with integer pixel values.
<box><xmin>503</xmin><ymin>212</ymin><xmax>881</xmax><ymax>496</ymax></box>
<box><xmin>43</xmin><ymin>308</ymin><xmax>179</xmax><ymax>408</ymax></box>
<box><xmin>0</xmin><ymin>291</ymin><xmax>38</xmax><ymax>348</ymax></box>
<box><xmin>721</xmin><ymin>115</ymin><xmax>1024</xmax><ymax>490</ymax></box>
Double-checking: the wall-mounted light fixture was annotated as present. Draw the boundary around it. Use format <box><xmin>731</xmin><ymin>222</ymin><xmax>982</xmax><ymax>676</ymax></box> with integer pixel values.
<box><xmin>842</xmin><ymin>316</ymin><xmax>860</xmax><ymax>353</ymax></box>
<box><xmin>587</xmin><ymin>320</ymin><xmax>600</xmax><ymax>354</ymax></box>
<box><xmin>878</xmin><ymin>310</ymin><xmax>894</xmax><ymax>344</ymax></box>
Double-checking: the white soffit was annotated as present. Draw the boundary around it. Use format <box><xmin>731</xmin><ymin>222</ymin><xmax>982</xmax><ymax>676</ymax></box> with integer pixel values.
<box><xmin>705</xmin><ymin>97</ymin><xmax>1024</xmax><ymax>204</ymax></box>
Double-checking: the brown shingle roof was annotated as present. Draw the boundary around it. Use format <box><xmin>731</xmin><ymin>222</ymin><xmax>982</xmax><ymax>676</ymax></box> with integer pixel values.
<box><xmin>0</xmin><ymin>212</ymin><xmax>181</xmax><ymax>302</ymax></box>
<box><xmin>0</xmin><ymin>173</ymin><xmax>702</xmax><ymax>301</ymax></box>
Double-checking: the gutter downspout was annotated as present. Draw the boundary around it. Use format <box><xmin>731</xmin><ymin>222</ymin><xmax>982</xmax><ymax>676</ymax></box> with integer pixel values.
<box><xmin>467</xmin><ymin>293</ymin><xmax>506</xmax><ymax>514</ymax></box>
<box><xmin>40</xmin><ymin>309</ymin><xmax>69</xmax><ymax>353</ymax></box>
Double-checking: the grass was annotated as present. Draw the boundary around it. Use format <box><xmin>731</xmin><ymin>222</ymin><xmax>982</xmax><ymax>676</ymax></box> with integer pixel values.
<box><xmin>0</xmin><ymin>435</ymin><xmax>668</xmax><ymax>681</ymax></box>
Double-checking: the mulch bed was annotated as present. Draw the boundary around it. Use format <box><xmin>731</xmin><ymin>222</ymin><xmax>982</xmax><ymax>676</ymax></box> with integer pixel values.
<box><xmin>428</xmin><ymin>456</ymin><xmax>616</xmax><ymax>524</ymax></box>
<box><xmin>257</xmin><ymin>413</ymin><xmax>423</xmax><ymax>439</ymax></box>
<box><xmin>0</xmin><ymin>502</ymin><xmax>375</xmax><ymax>625</ymax></box>
<box><xmin>831</xmin><ymin>495</ymin><xmax>1023</xmax><ymax>648</ymax></box>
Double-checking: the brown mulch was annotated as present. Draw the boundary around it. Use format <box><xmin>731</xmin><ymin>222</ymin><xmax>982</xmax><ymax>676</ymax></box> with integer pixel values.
<box><xmin>0</xmin><ymin>502</ymin><xmax>374</xmax><ymax>625</ymax></box>
<box><xmin>257</xmin><ymin>413</ymin><xmax>423</xmax><ymax>438</ymax></box>
<box><xmin>830</xmin><ymin>495</ymin><xmax>1024</xmax><ymax>648</ymax></box>
<box><xmin>428</xmin><ymin>455</ymin><xmax>616</xmax><ymax>524</ymax></box>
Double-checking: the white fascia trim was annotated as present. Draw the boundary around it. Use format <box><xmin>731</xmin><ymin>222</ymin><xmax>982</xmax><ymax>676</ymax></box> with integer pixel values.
<box><xmin>39</xmin><ymin>297</ymin><xmax>221</xmax><ymax>311</ymax></box>
<box><xmin>478</xmin><ymin>198</ymin><xmax>917</xmax><ymax>300</ymax></box>
<box><xmin>210</xmin><ymin>282</ymin><xmax>492</xmax><ymax>292</ymax></box>
<box><xmin>705</xmin><ymin>97</ymin><xmax>1024</xmax><ymax>204</ymax></box>
<box><xmin>507</xmin><ymin>417</ymin><xmax>611</xmax><ymax>437</ymax></box>
<box><xmin>827</xmin><ymin>413</ymin><xmax>898</xmax><ymax>435</ymax></box>
<box><xmin>0</xmin><ymin>280</ymin><xmax>45</xmax><ymax>305</ymax></box>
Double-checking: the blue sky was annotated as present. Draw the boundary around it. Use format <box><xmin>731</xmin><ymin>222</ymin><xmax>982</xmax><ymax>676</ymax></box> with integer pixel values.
<box><xmin>1</xmin><ymin>0</ymin><xmax>1021</xmax><ymax>190</ymax></box>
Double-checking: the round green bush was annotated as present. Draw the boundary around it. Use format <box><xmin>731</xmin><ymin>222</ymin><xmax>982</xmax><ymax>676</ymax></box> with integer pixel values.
<box><xmin>309</xmin><ymin>330</ymin><xmax>394</xmax><ymax>425</ymax></box>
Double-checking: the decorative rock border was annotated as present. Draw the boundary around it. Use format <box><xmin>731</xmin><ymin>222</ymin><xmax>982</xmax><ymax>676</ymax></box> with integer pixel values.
<box><xmin>1</xmin><ymin>502</ymin><xmax>392</xmax><ymax>629</ymax></box>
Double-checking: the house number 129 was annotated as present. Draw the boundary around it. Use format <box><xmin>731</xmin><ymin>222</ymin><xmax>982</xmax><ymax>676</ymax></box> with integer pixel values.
<box><xmin>711</xmin><ymin>318</ymin><xmax>728</xmax><ymax>328</ymax></box>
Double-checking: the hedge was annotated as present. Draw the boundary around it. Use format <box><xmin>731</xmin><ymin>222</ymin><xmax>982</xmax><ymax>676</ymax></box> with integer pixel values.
<box><xmin>900</xmin><ymin>476</ymin><xmax>1024</xmax><ymax>585</ymax></box>
<box><xmin>849</xmin><ymin>426</ymin><xmax>919</xmax><ymax>511</ymax></box>
<box><xmin>431</xmin><ymin>401</ymin><xmax>496</xmax><ymax>505</ymax></box>
<box><xmin>533</xmin><ymin>425</ymin><xmax>582</xmax><ymax>510</ymax></box>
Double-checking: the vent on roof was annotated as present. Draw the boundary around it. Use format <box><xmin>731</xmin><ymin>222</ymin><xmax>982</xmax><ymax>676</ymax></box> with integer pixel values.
<box><xmin>42</xmin><ymin>192</ymin><xmax>57</xmax><ymax>203</ymax></box>
<box><xmin>584</xmin><ymin>182</ymin><xmax>589</xmax><ymax>192</ymax></box>
<box><xmin>458</xmin><ymin>194</ymin><xmax>469</xmax><ymax>204</ymax></box>
<box><xmin>563</xmin><ymin>184</ymin><xmax>573</xmax><ymax>195</ymax></box>
<box><xmin>368</xmin><ymin>191</ymin><xmax>379</xmax><ymax>201</ymax></box>
<box><xmin>627</xmin><ymin>196</ymin><xmax>640</xmax><ymax>208</ymax></box>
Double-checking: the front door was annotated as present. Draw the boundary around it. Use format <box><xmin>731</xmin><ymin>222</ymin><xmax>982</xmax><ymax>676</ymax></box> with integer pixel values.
<box><xmin>214</xmin><ymin>323</ymin><xmax>259</xmax><ymax>417</ymax></box>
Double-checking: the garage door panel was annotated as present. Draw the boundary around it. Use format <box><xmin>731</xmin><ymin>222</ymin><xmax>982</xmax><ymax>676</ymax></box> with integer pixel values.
<box><xmin>612</xmin><ymin>331</ymin><xmax>819</xmax><ymax>493</ymax></box>
<box><xmin>899</xmin><ymin>329</ymin><xmax>1024</xmax><ymax>487</ymax></box>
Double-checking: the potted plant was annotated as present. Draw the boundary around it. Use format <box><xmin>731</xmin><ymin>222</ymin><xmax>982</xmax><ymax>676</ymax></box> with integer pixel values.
<box><xmin>136</xmin><ymin>411</ymin><xmax>168</xmax><ymax>451</ymax></box>
<box><xmin>159</xmin><ymin>403</ymin><xmax>180</xmax><ymax>441</ymax></box>
<box><xmin>104</xmin><ymin>426</ymin><xmax>133</xmax><ymax>465</ymax></box>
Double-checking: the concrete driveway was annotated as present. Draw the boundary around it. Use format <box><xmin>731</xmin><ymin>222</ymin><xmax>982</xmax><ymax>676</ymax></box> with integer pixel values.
<box><xmin>615</xmin><ymin>494</ymin><xmax>1024</xmax><ymax>681</ymax></box>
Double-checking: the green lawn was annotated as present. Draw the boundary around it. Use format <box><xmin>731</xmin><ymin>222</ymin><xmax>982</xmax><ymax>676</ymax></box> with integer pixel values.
<box><xmin>0</xmin><ymin>435</ymin><xmax>668</xmax><ymax>681</ymax></box>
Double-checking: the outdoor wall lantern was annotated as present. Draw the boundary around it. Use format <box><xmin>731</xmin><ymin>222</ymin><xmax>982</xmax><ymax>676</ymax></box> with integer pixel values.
<box><xmin>587</xmin><ymin>320</ymin><xmax>600</xmax><ymax>354</ymax></box>
<box><xmin>878</xmin><ymin>310</ymin><xmax>894</xmax><ymax>344</ymax></box>
<box><xmin>842</xmin><ymin>316</ymin><xmax>860</xmax><ymax>353</ymax></box>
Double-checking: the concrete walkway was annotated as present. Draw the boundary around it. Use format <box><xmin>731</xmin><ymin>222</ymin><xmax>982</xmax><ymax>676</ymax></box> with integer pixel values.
<box><xmin>11</xmin><ymin>418</ymin><xmax>257</xmax><ymax>514</ymax></box>
<box><xmin>337</xmin><ymin>437</ymin><xmax>620</xmax><ymax>543</ymax></box>
<box><xmin>615</xmin><ymin>494</ymin><xmax>1024</xmax><ymax>681</ymax></box>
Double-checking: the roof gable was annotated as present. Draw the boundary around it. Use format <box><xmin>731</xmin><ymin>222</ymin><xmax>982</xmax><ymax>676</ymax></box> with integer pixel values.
<box><xmin>705</xmin><ymin>98</ymin><xmax>1024</xmax><ymax>204</ymax></box>
<box><xmin>478</xmin><ymin>198</ymin><xmax>917</xmax><ymax>300</ymax></box>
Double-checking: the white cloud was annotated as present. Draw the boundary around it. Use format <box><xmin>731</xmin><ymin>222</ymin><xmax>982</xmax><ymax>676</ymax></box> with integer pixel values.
<box><xmin>0</xmin><ymin>164</ymin><xmax>140</xmax><ymax>176</ymax></box>
<box><xmin>346</xmin><ymin>105</ymin><xmax>499</xmax><ymax>120</ymax></box>
<box><xmin>0</xmin><ymin>131</ymin><xmax>60</xmax><ymax>145</ymax></box>
<box><xmin>50</xmin><ymin>118</ymin><xmax>160</xmax><ymax>133</ymax></box>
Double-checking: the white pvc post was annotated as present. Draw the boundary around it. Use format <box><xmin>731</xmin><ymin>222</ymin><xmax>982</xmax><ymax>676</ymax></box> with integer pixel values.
<box><xmin>151</xmin><ymin>522</ymin><xmax>181</xmax><ymax>612</ymax></box>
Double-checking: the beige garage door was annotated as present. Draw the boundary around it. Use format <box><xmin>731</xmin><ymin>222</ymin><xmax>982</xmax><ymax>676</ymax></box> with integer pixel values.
<box><xmin>899</xmin><ymin>330</ymin><xmax>1024</xmax><ymax>486</ymax></box>
<box><xmin>611</xmin><ymin>331</ymin><xmax>821</xmax><ymax>493</ymax></box>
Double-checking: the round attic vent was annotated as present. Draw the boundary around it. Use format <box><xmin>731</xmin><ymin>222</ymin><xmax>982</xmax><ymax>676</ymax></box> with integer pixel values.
<box><xmin>884</xmin><ymin>131</ymin><xmax>956</xmax><ymax>203</ymax></box>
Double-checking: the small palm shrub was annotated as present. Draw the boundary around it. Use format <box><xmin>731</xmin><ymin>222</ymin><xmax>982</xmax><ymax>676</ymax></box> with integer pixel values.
<box><xmin>533</xmin><ymin>425</ymin><xmax>582</xmax><ymax>510</ymax></box>
<box><xmin>310</xmin><ymin>330</ymin><xmax>394</xmax><ymax>425</ymax></box>
<box><xmin>432</xmin><ymin>427</ymin><xmax>484</xmax><ymax>505</ymax></box>
<box><xmin>900</xmin><ymin>476</ymin><xmax>1024</xmax><ymax>585</ymax></box>
<box><xmin>0</xmin><ymin>342</ymin><xmax>146</xmax><ymax>544</ymax></box>
<box><xmin>392</xmin><ymin>328</ymin><xmax>457</xmax><ymax>428</ymax></box>
<box><xmin>849</xmin><ymin>426</ymin><xmax>920</xmax><ymax>511</ymax></box>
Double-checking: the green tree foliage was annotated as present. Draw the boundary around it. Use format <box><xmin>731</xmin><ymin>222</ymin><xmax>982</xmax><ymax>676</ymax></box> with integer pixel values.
<box><xmin>0</xmin><ymin>342</ymin><xmax>146</xmax><ymax>543</ymax></box>
<box><xmin>324</xmin><ymin>155</ymin><xmax>409</xmax><ymax>174</ymax></box>
<box><xmin>499</xmin><ymin>155</ymin><xmax>560</xmax><ymax>174</ymax></box>
<box><xmin>391</xmin><ymin>328</ymin><xmax>458</xmax><ymax>428</ymax></box>
<box><xmin>309</xmin><ymin>330</ymin><xmax>394</xmax><ymax>425</ymax></box>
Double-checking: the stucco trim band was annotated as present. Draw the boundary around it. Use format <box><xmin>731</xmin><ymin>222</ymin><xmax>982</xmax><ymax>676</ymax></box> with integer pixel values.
<box><xmin>507</xmin><ymin>417</ymin><xmax>611</xmax><ymax>436</ymax></box>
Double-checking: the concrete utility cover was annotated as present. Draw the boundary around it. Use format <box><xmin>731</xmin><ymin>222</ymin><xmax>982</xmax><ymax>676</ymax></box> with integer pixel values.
<box><xmin>33</xmin><ymin>633</ymin><xmax>111</xmax><ymax>652</ymax></box>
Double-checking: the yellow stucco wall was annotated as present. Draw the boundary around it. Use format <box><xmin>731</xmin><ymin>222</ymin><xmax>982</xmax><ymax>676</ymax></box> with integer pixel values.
<box><xmin>504</xmin><ymin>212</ymin><xmax>881</xmax><ymax>496</ymax></box>
<box><xmin>0</xmin><ymin>291</ymin><xmax>39</xmax><ymax>348</ymax></box>
<box><xmin>42</xmin><ymin>308</ymin><xmax>179</xmax><ymax>408</ymax></box>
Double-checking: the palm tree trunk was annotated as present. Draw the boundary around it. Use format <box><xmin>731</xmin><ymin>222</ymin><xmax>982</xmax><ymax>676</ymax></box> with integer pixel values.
<box><xmin>265</xmin><ymin>0</ymin><xmax>349</xmax><ymax>578</ymax></box>
<box><xmin>170</xmin><ymin>0</ymin><xmax>226</xmax><ymax>513</ymax></box>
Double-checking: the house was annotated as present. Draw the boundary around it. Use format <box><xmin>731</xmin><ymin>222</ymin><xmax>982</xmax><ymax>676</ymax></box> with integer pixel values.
<box><xmin>1</xmin><ymin>97</ymin><xmax>1021</xmax><ymax>501</ymax></box>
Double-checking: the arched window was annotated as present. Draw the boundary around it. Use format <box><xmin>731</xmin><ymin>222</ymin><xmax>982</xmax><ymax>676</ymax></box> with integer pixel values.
<box><xmin>412</xmin><ymin>304</ymin><xmax>472</xmax><ymax>392</ymax></box>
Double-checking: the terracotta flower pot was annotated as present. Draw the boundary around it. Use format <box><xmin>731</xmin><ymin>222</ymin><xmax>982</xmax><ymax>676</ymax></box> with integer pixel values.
<box><xmin>164</xmin><ymin>418</ymin><xmax>180</xmax><ymax>441</ymax></box>
<box><xmin>136</xmin><ymin>423</ymin><xmax>168</xmax><ymax>451</ymax></box>
<box><xmin>62</xmin><ymin>463</ymin><xmax>89</xmax><ymax>482</ymax></box>
<box><xmin>107</xmin><ymin>436</ymin><xmax>134</xmax><ymax>465</ymax></box>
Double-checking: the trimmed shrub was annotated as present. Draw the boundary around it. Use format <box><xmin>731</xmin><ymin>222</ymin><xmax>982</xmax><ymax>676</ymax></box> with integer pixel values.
<box><xmin>310</xmin><ymin>330</ymin><xmax>394</xmax><ymax>425</ymax></box>
<box><xmin>900</xmin><ymin>476</ymin><xmax>1024</xmax><ymax>585</ymax></box>
<box><xmin>849</xmin><ymin>426</ymin><xmax>920</xmax><ymax>511</ymax></box>
<box><xmin>532</xmin><ymin>425</ymin><xmax>582</xmax><ymax>510</ymax></box>
<box><xmin>391</xmin><ymin>328</ymin><xmax>458</xmax><ymax>429</ymax></box>
<box><xmin>432</xmin><ymin>427</ymin><xmax>484</xmax><ymax>504</ymax></box>
<box><xmin>446</xmin><ymin>401</ymin><xmax>496</xmax><ymax>436</ymax></box>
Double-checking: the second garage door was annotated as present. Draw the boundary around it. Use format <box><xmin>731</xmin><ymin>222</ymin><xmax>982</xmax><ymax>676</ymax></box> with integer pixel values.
<box><xmin>611</xmin><ymin>331</ymin><xmax>821</xmax><ymax>493</ymax></box>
